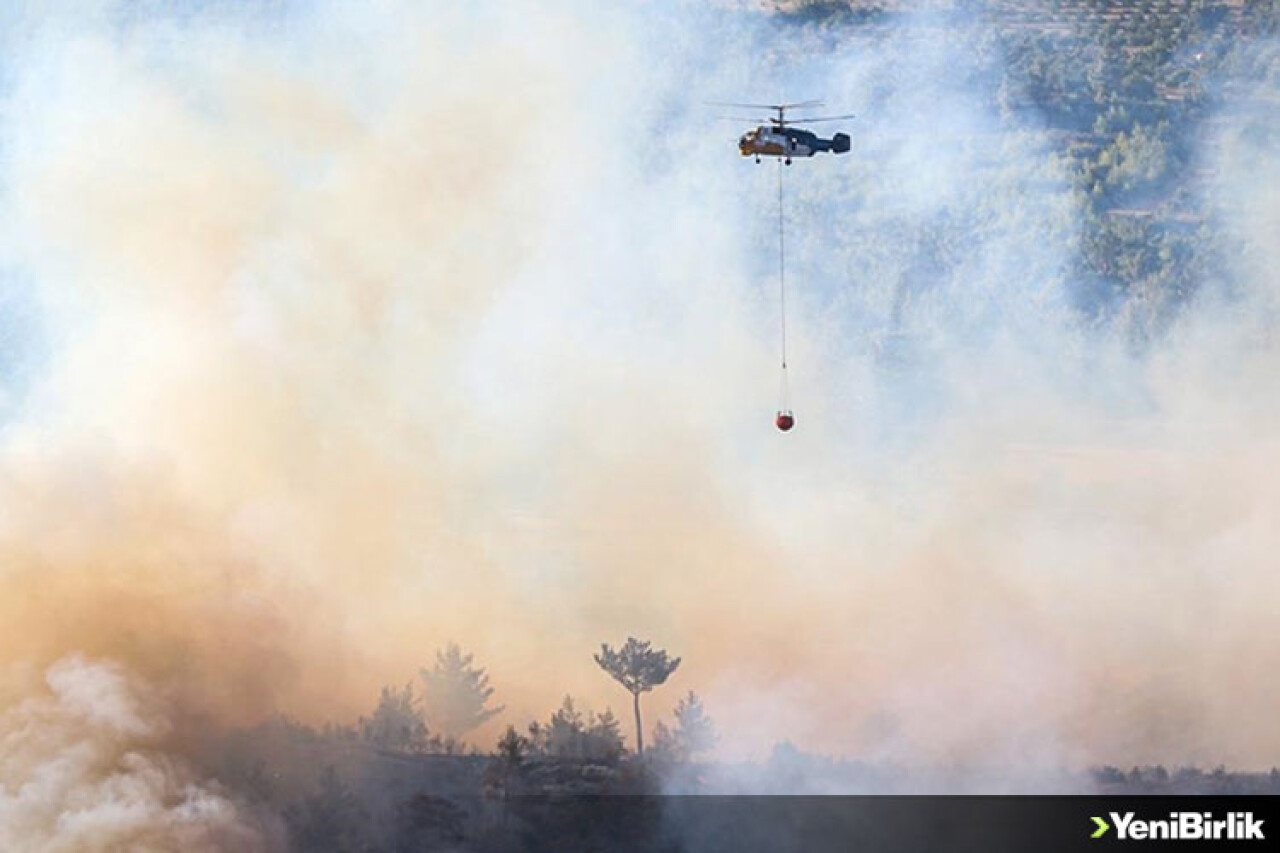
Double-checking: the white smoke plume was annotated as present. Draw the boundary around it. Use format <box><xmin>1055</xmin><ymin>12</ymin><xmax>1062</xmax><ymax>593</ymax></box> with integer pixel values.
<box><xmin>0</xmin><ymin>655</ymin><xmax>275</xmax><ymax>851</ymax></box>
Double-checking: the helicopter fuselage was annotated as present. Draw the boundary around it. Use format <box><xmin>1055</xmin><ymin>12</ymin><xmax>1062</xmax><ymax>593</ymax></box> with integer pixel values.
<box><xmin>738</xmin><ymin>125</ymin><xmax>849</xmax><ymax>160</ymax></box>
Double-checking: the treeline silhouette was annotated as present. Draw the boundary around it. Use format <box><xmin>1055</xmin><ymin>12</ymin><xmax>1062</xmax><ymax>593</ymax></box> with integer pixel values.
<box><xmin>201</xmin><ymin>637</ymin><xmax>717</xmax><ymax>850</ymax></box>
<box><xmin>196</xmin><ymin>638</ymin><xmax>1280</xmax><ymax>851</ymax></box>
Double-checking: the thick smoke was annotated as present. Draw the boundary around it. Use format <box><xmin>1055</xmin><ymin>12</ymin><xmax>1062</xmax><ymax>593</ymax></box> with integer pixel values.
<box><xmin>1</xmin><ymin>1</ymin><xmax>1279</xmax><ymax>829</ymax></box>
<box><xmin>0</xmin><ymin>655</ymin><xmax>275</xmax><ymax>850</ymax></box>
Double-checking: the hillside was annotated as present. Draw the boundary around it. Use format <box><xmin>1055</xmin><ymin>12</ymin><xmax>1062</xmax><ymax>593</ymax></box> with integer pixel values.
<box><xmin>774</xmin><ymin>0</ymin><xmax>1279</xmax><ymax>330</ymax></box>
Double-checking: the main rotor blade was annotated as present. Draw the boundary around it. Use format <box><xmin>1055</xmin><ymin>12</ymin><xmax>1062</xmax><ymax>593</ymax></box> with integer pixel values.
<box><xmin>705</xmin><ymin>101</ymin><xmax>774</xmax><ymax>109</ymax></box>
<box><xmin>714</xmin><ymin>115</ymin><xmax>769</xmax><ymax>122</ymax></box>
<box><xmin>705</xmin><ymin>100</ymin><xmax>825</xmax><ymax>111</ymax></box>
<box><xmin>788</xmin><ymin>113</ymin><xmax>857</xmax><ymax>124</ymax></box>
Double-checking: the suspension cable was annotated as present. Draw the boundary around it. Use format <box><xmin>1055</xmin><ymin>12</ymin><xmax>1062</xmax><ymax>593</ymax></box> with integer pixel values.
<box><xmin>778</xmin><ymin>159</ymin><xmax>789</xmax><ymax>409</ymax></box>
<box><xmin>778</xmin><ymin>159</ymin><xmax>787</xmax><ymax>369</ymax></box>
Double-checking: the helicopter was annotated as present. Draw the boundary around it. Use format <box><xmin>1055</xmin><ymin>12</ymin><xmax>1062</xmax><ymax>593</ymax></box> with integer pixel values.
<box><xmin>711</xmin><ymin>100</ymin><xmax>854</xmax><ymax>164</ymax></box>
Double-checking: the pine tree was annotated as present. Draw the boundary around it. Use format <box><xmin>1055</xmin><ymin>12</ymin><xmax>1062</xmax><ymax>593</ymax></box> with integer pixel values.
<box><xmin>672</xmin><ymin>691</ymin><xmax>717</xmax><ymax>759</ymax></box>
<box><xmin>360</xmin><ymin>683</ymin><xmax>428</xmax><ymax>752</ymax></box>
<box><xmin>420</xmin><ymin>643</ymin><xmax>504</xmax><ymax>741</ymax></box>
<box><xmin>594</xmin><ymin>637</ymin><xmax>680</xmax><ymax>757</ymax></box>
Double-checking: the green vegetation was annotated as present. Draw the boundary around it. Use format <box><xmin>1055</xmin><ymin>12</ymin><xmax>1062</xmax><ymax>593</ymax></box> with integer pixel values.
<box><xmin>776</xmin><ymin>1</ymin><xmax>1278</xmax><ymax>334</ymax></box>
<box><xmin>987</xmin><ymin>0</ymin><xmax>1260</xmax><ymax>326</ymax></box>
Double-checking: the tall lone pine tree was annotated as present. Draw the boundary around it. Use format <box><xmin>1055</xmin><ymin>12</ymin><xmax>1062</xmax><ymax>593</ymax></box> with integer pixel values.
<box><xmin>594</xmin><ymin>637</ymin><xmax>681</xmax><ymax>757</ymax></box>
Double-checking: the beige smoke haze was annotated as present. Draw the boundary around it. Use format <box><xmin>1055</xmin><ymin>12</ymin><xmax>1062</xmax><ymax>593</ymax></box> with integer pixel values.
<box><xmin>1</xmin><ymin>7</ymin><xmax>1279</xmax><ymax>839</ymax></box>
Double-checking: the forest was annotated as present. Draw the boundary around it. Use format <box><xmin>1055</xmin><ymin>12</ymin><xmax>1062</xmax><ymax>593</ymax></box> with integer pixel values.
<box><xmin>778</xmin><ymin>0</ymin><xmax>1280</xmax><ymax>334</ymax></box>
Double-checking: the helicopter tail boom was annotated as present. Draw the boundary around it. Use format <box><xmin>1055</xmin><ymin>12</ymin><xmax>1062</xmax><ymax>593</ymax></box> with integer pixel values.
<box><xmin>805</xmin><ymin>132</ymin><xmax>850</xmax><ymax>155</ymax></box>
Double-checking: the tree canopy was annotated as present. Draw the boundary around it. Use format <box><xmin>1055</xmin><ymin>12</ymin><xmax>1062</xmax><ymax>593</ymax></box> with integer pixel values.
<box><xmin>360</xmin><ymin>683</ymin><xmax>428</xmax><ymax>752</ymax></box>
<box><xmin>594</xmin><ymin>638</ymin><xmax>681</xmax><ymax>697</ymax></box>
